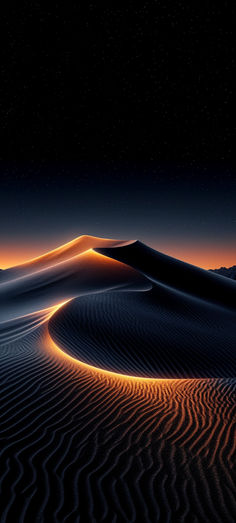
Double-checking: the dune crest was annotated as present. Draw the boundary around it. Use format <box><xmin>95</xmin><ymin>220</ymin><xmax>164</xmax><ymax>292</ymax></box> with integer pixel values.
<box><xmin>0</xmin><ymin>247</ymin><xmax>150</xmax><ymax>325</ymax></box>
<box><xmin>1</xmin><ymin>235</ymin><xmax>136</xmax><ymax>279</ymax></box>
<box><xmin>1</xmin><ymin>235</ymin><xmax>235</xmax><ymax>376</ymax></box>
<box><xmin>0</xmin><ymin>234</ymin><xmax>235</xmax><ymax>521</ymax></box>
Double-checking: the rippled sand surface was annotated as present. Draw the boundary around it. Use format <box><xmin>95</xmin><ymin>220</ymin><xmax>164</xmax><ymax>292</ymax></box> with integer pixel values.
<box><xmin>0</xmin><ymin>236</ymin><xmax>235</xmax><ymax>522</ymax></box>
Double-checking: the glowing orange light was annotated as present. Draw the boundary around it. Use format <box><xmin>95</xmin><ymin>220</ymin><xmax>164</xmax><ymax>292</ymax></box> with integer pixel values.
<box><xmin>45</xmin><ymin>301</ymin><xmax>182</xmax><ymax>385</ymax></box>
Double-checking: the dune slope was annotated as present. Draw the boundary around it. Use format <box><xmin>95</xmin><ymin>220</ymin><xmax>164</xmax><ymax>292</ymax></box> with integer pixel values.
<box><xmin>0</xmin><ymin>235</ymin><xmax>235</xmax><ymax>522</ymax></box>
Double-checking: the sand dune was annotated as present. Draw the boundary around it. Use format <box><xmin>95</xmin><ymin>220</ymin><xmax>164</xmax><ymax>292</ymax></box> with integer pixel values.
<box><xmin>0</xmin><ymin>235</ymin><xmax>135</xmax><ymax>281</ymax></box>
<box><xmin>96</xmin><ymin>241</ymin><xmax>236</xmax><ymax>310</ymax></box>
<box><xmin>0</xmin><ymin>248</ymin><xmax>150</xmax><ymax>324</ymax></box>
<box><xmin>0</xmin><ymin>235</ymin><xmax>235</xmax><ymax>522</ymax></box>
<box><xmin>49</xmin><ymin>288</ymin><xmax>236</xmax><ymax>378</ymax></box>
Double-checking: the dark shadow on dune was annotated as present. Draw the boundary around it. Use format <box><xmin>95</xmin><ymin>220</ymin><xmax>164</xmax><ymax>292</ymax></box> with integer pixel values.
<box><xmin>0</xmin><ymin>236</ymin><xmax>236</xmax><ymax>522</ymax></box>
<box><xmin>49</xmin><ymin>287</ymin><xmax>236</xmax><ymax>378</ymax></box>
<box><xmin>48</xmin><ymin>240</ymin><xmax>236</xmax><ymax>379</ymax></box>
<box><xmin>95</xmin><ymin>241</ymin><xmax>236</xmax><ymax>310</ymax></box>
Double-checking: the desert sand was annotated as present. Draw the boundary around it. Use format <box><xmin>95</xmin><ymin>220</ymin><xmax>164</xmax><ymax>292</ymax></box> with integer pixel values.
<box><xmin>0</xmin><ymin>235</ymin><xmax>235</xmax><ymax>522</ymax></box>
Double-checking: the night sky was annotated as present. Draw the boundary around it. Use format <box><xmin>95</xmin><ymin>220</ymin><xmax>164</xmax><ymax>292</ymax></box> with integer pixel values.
<box><xmin>1</xmin><ymin>3</ymin><xmax>235</xmax><ymax>268</ymax></box>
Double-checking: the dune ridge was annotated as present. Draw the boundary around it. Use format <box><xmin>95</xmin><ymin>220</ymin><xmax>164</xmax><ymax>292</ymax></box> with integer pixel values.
<box><xmin>95</xmin><ymin>241</ymin><xmax>236</xmax><ymax>310</ymax></box>
<box><xmin>0</xmin><ymin>235</ymin><xmax>136</xmax><ymax>280</ymax></box>
<box><xmin>49</xmin><ymin>289</ymin><xmax>236</xmax><ymax>379</ymax></box>
<box><xmin>0</xmin><ymin>235</ymin><xmax>235</xmax><ymax>522</ymax></box>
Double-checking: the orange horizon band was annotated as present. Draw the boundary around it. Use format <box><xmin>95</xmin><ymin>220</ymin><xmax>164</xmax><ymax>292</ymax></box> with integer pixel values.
<box><xmin>0</xmin><ymin>236</ymin><xmax>235</xmax><ymax>270</ymax></box>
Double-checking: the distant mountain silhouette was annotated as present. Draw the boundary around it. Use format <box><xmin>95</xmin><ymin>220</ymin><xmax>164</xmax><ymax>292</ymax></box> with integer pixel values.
<box><xmin>210</xmin><ymin>265</ymin><xmax>236</xmax><ymax>280</ymax></box>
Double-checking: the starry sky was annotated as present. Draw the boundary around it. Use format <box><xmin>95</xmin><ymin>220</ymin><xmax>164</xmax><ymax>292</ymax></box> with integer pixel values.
<box><xmin>1</xmin><ymin>4</ymin><xmax>235</xmax><ymax>269</ymax></box>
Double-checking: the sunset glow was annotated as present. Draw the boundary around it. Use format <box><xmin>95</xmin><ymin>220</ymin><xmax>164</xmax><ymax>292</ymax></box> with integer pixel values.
<box><xmin>1</xmin><ymin>240</ymin><xmax>235</xmax><ymax>270</ymax></box>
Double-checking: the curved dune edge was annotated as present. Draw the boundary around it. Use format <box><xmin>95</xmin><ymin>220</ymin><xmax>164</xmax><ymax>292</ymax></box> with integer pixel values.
<box><xmin>0</xmin><ymin>300</ymin><xmax>70</xmax><ymax>346</ymax></box>
<box><xmin>47</xmin><ymin>323</ymin><xmax>173</xmax><ymax>384</ymax></box>
<box><xmin>1</xmin><ymin>235</ymin><xmax>137</xmax><ymax>278</ymax></box>
<box><xmin>0</xmin><ymin>249</ymin><xmax>151</xmax><ymax>323</ymax></box>
<box><xmin>1</xmin><ymin>298</ymin><xmax>175</xmax><ymax>382</ymax></box>
<box><xmin>48</xmin><ymin>329</ymin><xmax>225</xmax><ymax>386</ymax></box>
<box><xmin>3</xmin><ymin>296</ymin><xmax>233</xmax><ymax>382</ymax></box>
<box><xmin>49</xmin><ymin>291</ymin><xmax>236</xmax><ymax>379</ymax></box>
<box><xmin>0</xmin><ymin>236</ymin><xmax>235</xmax><ymax>521</ymax></box>
<box><xmin>46</xmin><ymin>301</ymin><xmax>170</xmax><ymax>383</ymax></box>
<box><xmin>1</xmin><ymin>234</ymin><xmax>235</xmax><ymax>379</ymax></box>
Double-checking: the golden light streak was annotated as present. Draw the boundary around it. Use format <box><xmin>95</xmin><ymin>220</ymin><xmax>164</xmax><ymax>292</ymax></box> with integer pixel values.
<box><xmin>45</xmin><ymin>301</ymin><xmax>194</xmax><ymax>385</ymax></box>
<box><xmin>0</xmin><ymin>236</ymin><xmax>133</xmax><ymax>270</ymax></box>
